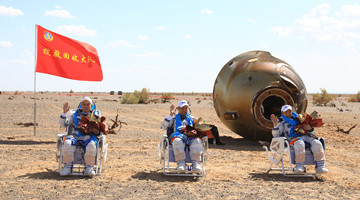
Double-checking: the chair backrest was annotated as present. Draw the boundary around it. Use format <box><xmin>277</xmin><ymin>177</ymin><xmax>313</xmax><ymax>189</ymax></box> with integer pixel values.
<box><xmin>66</xmin><ymin>124</ymin><xmax>75</xmax><ymax>136</ymax></box>
<box><xmin>166</xmin><ymin>127</ymin><xmax>173</xmax><ymax>138</ymax></box>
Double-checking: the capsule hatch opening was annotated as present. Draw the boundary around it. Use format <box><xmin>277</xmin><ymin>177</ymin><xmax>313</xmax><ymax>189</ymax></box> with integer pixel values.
<box><xmin>260</xmin><ymin>96</ymin><xmax>285</xmax><ymax>120</ymax></box>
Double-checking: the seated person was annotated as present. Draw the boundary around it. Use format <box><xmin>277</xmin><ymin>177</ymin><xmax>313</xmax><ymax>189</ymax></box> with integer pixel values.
<box><xmin>204</xmin><ymin>123</ymin><xmax>224</xmax><ymax>145</ymax></box>
<box><xmin>270</xmin><ymin>105</ymin><xmax>328</xmax><ymax>174</ymax></box>
<box><xmin>160</xmin><ymin>100</ymin><xmax>204</xmax><ymax>173</ymax></box>
<box><xmin>59</xmin><ymin>97</ymin><xmax>107</xmax><ymax>176</ymax></box>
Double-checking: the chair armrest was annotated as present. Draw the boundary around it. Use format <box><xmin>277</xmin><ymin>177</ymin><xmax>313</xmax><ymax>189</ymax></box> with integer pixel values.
<box><xmin>269</xmin><ymin>137</ymin><xmax>287</xmax><ymax>153</ymax></box>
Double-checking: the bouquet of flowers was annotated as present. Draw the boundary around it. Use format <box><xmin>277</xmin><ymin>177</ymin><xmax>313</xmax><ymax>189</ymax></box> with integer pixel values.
<box><xmin>77</xmin><ymin>112</ymin><xmax>108</xmax><ymax>135</ymax></box>
<box><xmin>295</xmin><ymin>111</ymin><xmax>324</xmax><ymax>134</ymax></box>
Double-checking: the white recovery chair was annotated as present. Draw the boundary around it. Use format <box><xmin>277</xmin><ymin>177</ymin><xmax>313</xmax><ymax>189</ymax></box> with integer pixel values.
<box><xmin>56</xmin><ymin>133</ymin><xmax>108</xmax><ymax>176</ymax></box>
<box><xmin>263</xmin><ymin>137</ymin><xmax>325</xmax><ymax>177</ymax></box>
<box><xmin>158</xmin><ymin>135</ymin><xmax>208</xmax><ymax>177</ymax></box>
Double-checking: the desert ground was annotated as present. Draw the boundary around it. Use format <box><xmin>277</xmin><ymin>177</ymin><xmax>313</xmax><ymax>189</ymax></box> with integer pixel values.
<box><xmin>0</xmin><ymin>92</ymin><xmax>359</xmax><ymax>199</ymax></box>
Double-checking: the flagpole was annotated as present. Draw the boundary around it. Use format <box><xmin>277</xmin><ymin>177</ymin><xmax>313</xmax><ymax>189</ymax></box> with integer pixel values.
<box><xmin>34</xmin><ymin>24</ymin><xmax>38</xmax><ymax>136</ymax></box>
<box><xmin>34</xmin><ymin>72</ymin><xmax>37</xmax><ymax>136</ymax></box>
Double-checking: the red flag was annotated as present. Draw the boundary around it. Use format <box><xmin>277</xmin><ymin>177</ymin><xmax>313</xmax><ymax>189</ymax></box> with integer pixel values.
<box><xmin>36</xmin><ymin>25</ymin><xmax>103</xmax><ymax>81</ymax></box>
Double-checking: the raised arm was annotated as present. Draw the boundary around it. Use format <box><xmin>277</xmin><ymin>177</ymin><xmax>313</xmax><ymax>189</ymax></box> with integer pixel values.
<box><xmin>169</xmin><ymin>104</ymin><xmax>176</xmax><ymax>116</ymax></box>
<box><xmin>270</xmin><ymin>114</ymin><xmax>281</xmax><ymax>137</ymax></box>
<box><xmin>59</xmin><ymin>102</ymin><xmax>74</xmax><ymax>128</ymax></box>
<box><xmin>270</xmin><ymin>114</ymin><xmax>278</xmax><ymax>127</ymax></box>
<box><xmin>160</xmin><ymin>104</ymin><xmax>176</xmax><ymax>130</ymax></box>
<box><xmin>63</xmin><ymin>102</ymin><xmax>70</xmax><ymax>113</ymax></box>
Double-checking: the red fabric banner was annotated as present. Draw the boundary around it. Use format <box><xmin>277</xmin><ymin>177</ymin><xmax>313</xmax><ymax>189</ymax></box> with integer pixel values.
<box><xmin>36</xmin><ymin>25</ymin><xmax>103</xmax><ymax>81</ymax></box>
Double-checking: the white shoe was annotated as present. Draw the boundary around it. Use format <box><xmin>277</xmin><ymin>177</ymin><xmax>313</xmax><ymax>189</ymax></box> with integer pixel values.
<box><xmin>294</xmin><ymin>163</ymin><xmax>304</xmax><ymax>174</ymax></box>
<box><xmin>177</xmin><ymin>161</ymin><xmax>186</xmax><ymax>173</ymax></box>
<box><xmin>60</xmin><ymin>165</ymin><xmax>72</xmax><ymax>176</ymax></box>
<box><xmin>316</xmin><ymin>167</ymin><xmax>329</xmax><ymax>174</ymax></box>
<box><xmin>192</xmin><ymin>162</ymin><xmax>202</xmax><ymax>174</ymax></box>
<box><xmin>85</xmin><ymin>166</ymin><xmax>96</xmax><ymax>176</ymax></box>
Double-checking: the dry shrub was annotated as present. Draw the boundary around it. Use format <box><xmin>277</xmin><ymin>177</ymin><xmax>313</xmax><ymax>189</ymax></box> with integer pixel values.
<box><xmin>348</xmin><ymin>91</ymin><xmax>360</xmax><ymax>102</ymax></box>
<box><xmin>161</xmin><ymin>93</ymin><xmax>174</xmax><ymax>103</ymax></box>
<box><xmin>121</xmin><ymin>93</ymin><xmax>138</xmax><ymax>104</ymax></box>
<box><xmin>121</xmin><ymin>88</ymin><xmax>150</xmax><ymax>104</ymax></box>
<box><xmin>312</xmin><ymin>88</ymin><xmax>334</xmax><ymax>106</ymax></box>
<box><xmin>138</xmin><ymin>88</ymin><xmax>150</xmax><ymax>104</ymax></box>
<box><xmin>70</xmin><ymin>89</ymin><xmax>74</xmax><ymax>93</ymax></box>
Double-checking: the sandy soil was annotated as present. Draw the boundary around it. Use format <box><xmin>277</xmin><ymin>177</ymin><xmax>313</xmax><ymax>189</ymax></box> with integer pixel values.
<box><xmin>0</xmin><ymin>93</ymin><xmax>359</xmax><ymax>199</ymax></box>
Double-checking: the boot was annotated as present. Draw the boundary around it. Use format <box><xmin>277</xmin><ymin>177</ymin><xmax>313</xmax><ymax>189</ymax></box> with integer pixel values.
<box><xmin>85</xmin><ymin>165</ymin><xmax>96</xmax><ymax>176</ymax></box>
<box><xmin>192</xmin><ymin>162</ymin><xmax>202</xmax><ymax>174</ymax></box>
<box><xmin>177</xmin><ymin>161</ymin><xmax>186</xmax><ymax>173</ymax></box>
<box><xmin>315</xmin><ymin>161</ymin><xmax>328</xmax><ymax>174</ymax></box>
<box><xmin>294</xmin><ymin>163</ymin><xmax>304</xmax><ymax>174</ymax></box>
<box><xmin>60</xmin><ymin>164</ymin><xmax>72</xmax><ymax>176</ymax></box>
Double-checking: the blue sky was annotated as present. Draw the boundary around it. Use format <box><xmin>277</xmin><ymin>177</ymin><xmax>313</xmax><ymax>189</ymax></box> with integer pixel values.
<box><xmin>1</xmin><ymin>0</ymin><xmax>360</xmax><ymax>93</ymax></box>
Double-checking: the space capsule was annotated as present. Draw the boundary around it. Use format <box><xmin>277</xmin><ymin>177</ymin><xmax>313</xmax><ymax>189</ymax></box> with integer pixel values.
<box><xmin>213</xmin><ymin>50</ymin><xmax>307</xmax><ymax>141</ymax></box>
